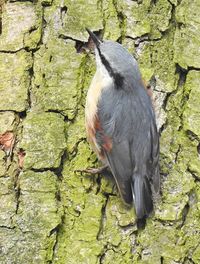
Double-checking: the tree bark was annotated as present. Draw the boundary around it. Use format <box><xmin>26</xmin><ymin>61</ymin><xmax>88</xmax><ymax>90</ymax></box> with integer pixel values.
<box><xmin>0</xmin><ymin>0</ymin><xmax>200</xmax><ymax>263</ymax></box>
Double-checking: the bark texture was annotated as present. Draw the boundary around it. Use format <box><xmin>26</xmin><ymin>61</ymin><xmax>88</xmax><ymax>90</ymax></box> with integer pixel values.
<box><xmin>0</xmin><ymin>0</ymin><xmax>200</xmax><ymax>263</ymax></box>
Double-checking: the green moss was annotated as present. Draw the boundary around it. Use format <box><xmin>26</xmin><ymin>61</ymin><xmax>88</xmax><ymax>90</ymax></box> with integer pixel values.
<box><xmin>66</xmin><ymin>108</ymin><xmax>86</xmax><ymax>153</ymax></box>
<box><xmin>148</xmin><ymin>0</ymin><xmax>172</xmax><ymax>39</ymax></box>
<box><xmin>192</xmin><ymin>244</ymin><xmax>200</xmax><ymax>263</ymax></box>
<box><xmin>0</xmin><ymin>51</ymin><xmax>32</xmax><ymax>111</ymax></box>
<box><xmin>16</xmin><ymin>170</ymin><xmax>62</xmax><ymax>231</ymax></box>
<box><xmin>150</xmin><ymin>29</ymin><xmax>177</xmax><ymax>93</ymax></box>
<box><xmin>122</xmin><ymin>0</ymin><xmax>172</xmax><ymax>39</ymax></box>
<box><xmin>123</xmin><ymin>0</ymin><xmax>151</xmax><ymax>38</ymax></box>
<box><xmin>0</xmin><ymin>150</ymin><xmax>6</xmax><ymax>177</ymax></box>
<box><xmin>183</xmin><ymin>71</ymin><xmax>200</xmax><ymax>138</ymax></box>
<box><xmin>33</xmin><ymin>39</ymin><xmax>84</xmax><ymax>119</ymax></box>
<box><xmin>101</xmin><ymin>0</ymin><xmax>121</xmax><ymax>41</ymax></box>
<box><xmin>20</xmin><ymin>112</ymin><xmax>66</xmax><ymax>169</ymax></box>
<box><xmin>19</xmin><ymin>170</ymin><xmax>58</xmax><ymax>192</ymax></box>
<box><xmin>54</xmin><ymin>142</ymin><xmax>105</xmax><ymax>263</ymax></box>
<box><xmin>59</xmin><ymin>0</ymin><xmax>103</xmax><ymax>41</ymax></box>
<box><xmin>156</xmin><ymin>169</ymin><xmax>195</xmax><ymax>221</ymax></box>
<box><xmin>106</xmin><ymin>196</ymin><xmax>135</xmax><ymax>227</ymax></box>
<box><xmin>122</xmin><ymin>37</ymin><xmax>136</xmax><ymax>55</ymax></box>
<box><xmin>174</xmin><ymin>0</ymin><xmax>200</xmax><ymax>68</ymax></box>
<box><xmin>138</xmin><ymin>28</ymin><xmax>177</xmax><ymax>93</ymax></box>
<box><xmin>137</xmin><ymin>221</ymin><xmax>186</xmax><ymax>263</ymax></box>
<box><xmin>138</xmin><ymin>42</ymin><xmax>154</xmax><ymax>82</ymax></box>
<box><xmin>0</xmin><ymin>111</ymin><xmax>17</xmax><ymax>134</ymax></box>
<box><xmin>0</xmin><ymin>191</ymin><xmax>16</xmax><ymax>227</ymax></box>
<box><xmin>58</xmin><ymin>136</ymin><xmax>136</xmax><ymax>263</ymax></box>
<box><xmin>0</xmin><ymin>2</ymin><xmax>42</xmax><ymax>51</ymax></box>
<box><xmin>103</xmin><ymin>242</ymin><xmax>133</xmax><ymax>264</ymax></box>
<box><xmin>16</xmin><ymin>190</ymin><xmax>61</xmax><ymax>233</ymax></box>
<box><xmin>0</xmin><ymin>220</ymin><xmax>61</xmax><ymax>264</ymax></box>
<box><xmin>13</xmin><ymin>170</ymin><xmax>63</xmax><ymax>263</ymax></box>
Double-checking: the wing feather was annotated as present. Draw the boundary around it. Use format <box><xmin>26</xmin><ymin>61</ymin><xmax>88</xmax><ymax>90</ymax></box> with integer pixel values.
<box><xmin>96</xmin><ymin>81</ymin><xmax>160</xmax><ymax>214</ymax></box>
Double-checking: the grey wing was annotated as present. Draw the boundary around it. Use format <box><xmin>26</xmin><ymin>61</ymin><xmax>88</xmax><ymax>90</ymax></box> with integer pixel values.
<box><xmin>104</xmin><ymin>140</ymin><xmax>133</xmax><ymax>204</ymax></box>
<box><xmin>97</xmin><ymin>84</ymin><xmax>160</xmax><ymax>204</ymax></box>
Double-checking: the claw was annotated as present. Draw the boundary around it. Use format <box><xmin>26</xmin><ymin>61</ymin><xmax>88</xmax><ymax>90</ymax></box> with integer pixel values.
<box><xmin>74</xmin><ymin>165</ymin><xmax>109</xmax><ymax>175</ymax></box>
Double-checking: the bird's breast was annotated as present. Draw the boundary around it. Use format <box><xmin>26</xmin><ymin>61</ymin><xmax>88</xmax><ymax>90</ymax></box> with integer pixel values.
<box><xmin>85</xmin><ymin>68</ymin><xmax>113</xmax><ymax>158</ymax></box>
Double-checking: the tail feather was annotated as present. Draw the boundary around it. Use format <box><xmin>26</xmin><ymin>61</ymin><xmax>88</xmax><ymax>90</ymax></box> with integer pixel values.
<box><xmin>132</xmin><ymin>175</ymin><xmax>153</xmax><ymax>219</ymax></box>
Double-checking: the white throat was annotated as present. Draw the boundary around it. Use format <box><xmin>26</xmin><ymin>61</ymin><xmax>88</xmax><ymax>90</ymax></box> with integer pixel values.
<box><xmin>85</xmin><ymin>50</ymin><xmax>113</xmax><ymax>139</ymax></box>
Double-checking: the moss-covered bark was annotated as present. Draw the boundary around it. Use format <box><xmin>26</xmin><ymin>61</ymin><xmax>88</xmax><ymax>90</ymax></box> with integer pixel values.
<box><xmin>0</xmin><ymin>0</ymin><xmax>200</xmax><ymax>263</ymax></box>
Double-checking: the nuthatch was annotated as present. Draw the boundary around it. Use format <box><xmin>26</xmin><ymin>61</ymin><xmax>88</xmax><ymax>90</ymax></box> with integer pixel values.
<box><xmin>85</xmin><ymin>29</ymin><xmax>160</xmax><ymax>221</ymax></box>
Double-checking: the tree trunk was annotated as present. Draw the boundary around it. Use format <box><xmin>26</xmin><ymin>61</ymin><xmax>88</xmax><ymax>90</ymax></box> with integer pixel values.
<box><xmin>0</xmin><ymin>0</ymin><xmax>200</xmax><ymax>263</ymax></box>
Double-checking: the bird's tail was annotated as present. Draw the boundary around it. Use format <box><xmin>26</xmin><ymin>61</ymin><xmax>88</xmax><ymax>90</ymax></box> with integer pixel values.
<box><xmin>131</xmin><ymin>175</ymin><xmax>153</xmax><ymax>221</ymax></box>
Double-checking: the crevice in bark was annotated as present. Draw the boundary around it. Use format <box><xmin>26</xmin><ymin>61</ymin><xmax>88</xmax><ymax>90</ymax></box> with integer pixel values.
<box><xmin>44</xmin><ymin>145</ymin><xmax>67</xmax><ymax>262</ymax></box>
<box><xmin>197</xmin><ymin>143</ymin><xmax>200</xmax><ymax>155</ymax></box>
<box><xmin>58</xmin><ymin>34</ymin><xmax>87</xmax><ymax>52</ymax></box>
<box><xmin>14</xmin><ymin>169</ymin><xmax>21</xmax><ymax>215</ymax></box>
<box><xmin>166</xmin><ymin>0</ymin><xmax>176</xmax><ymax>25</ymax></box>
<box><xmin>70</xmin><ymin>137</ymin><xmax>86</xmax><ymax>159</ymax></box>
<box><xmin>162</xmin><ymin>64</ymin><xmax>188</xmax><ymax>134</ymax></box>
<box><xmin>45</xmin><ymin>109</ymin><xmax>69</xmax><ymax>121</ymax></box>
<box><xmin>27</xmin><ymin>64</ymin><xmax>34</xmax><ymax>110</ymax></box>
<box><xmin>0</xmin><ymin>5</ymin><xmax>2</xmax><ymax>35</ymax></box>
<box><xmin>98</xmin><ymin>244</ymin><xmax>109</xmax><ymax>264</ymax></box>
<box><xmin>54</xmin><ymin>150</ymin><xmax>67</xmax><ymax>180</ymax></box>
<box><xmin>174</xmin><ymin>144</ymin><xmax>181</xmax><ymax>164</ymax></box>
<box><xmin>97</xmin><ymin>194</ymin><xmax>109</xmax><ymax>241</ymax></box>
<box><xmin>183</xmin><ymin>257</ymin><xmax>195</xmax><ymax>264</ymax></box>
<box><xmin>41</xmin><ymin>0</ymin><xmax>53</xmax><ymax>7</ymax></box>
<box><xmin>187</xmin><ymin>168</ymin><xmax>200</xmax><ymax>183</ymax></box>
<box><xmin>96</xmin><ymin>174</ymin><xmax>102</xmax><ymax>195</ymax></box>
<box><xmin>0</xmin><ymin>225</ymin><xmax>16</xmax><ymax>230</ymax></box>
<box><xmin>161</xmin><ymin>91</ymin><xmax>173</xmax><ymax>112</ymax></box>
<box><xmin>9</xmin><ymin>0</ymin><xmax>35</xmax><ymax>3</ymax></box>
<box><xmin>163</xmin><ymin>64</ymin><xmax>187</xmax><ymax>111</ymax></box>
<box><xmin>188</xmin><ymin>66</ymin><xmax>200</xmax><ymax>72</ymax></box>
<box><xmin>176</xmin><ymin>64</ymin><xmax>188</xmax><ymax>87</ymax></box>
<box><xmin>186</xmin><ymin>130</ymin><xmax>200</xmax><ymax>142</ymax></box>
<box><xmin>0</xmin><ymin>48</ymin><xmax>25</xmax><ymax>54</ymax></box>
<box><xmin>179</xmin><ymin>202</ymin><xmax>190</xmax><ymax>228</ymax></box>
<box><xmin>60</xmin><ymin>6</ymin><xmax>68</xmax><ymax>27</ymax></box>
<box><xmin>99</xmin><ymin>243</ymin><xmax>129</xmax><ymax>264</ymax></box>
<box><xmin>30</xmin><ymin>159</ymin><xmax>65</xmax><ymax>176</ymax></box>
<box><xmin>133</xmin><ymin>33</ymin><xmax>150</xmax><ymax>46</ymax></box>
<box><xmin>18</xmin><ymin>111</ymin><xmax>27</xmax><ymax>119</ymax></box>
<box><xmin>48</xmin><ymin>215</ymin><xmax>65</xmax><ymax>264</ymax></box>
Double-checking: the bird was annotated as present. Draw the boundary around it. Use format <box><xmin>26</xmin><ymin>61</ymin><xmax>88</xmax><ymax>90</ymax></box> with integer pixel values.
<box><xmin>84</xmin><ymin>28</ymin><xmax>160</xmax><ymax>223</ymax></box>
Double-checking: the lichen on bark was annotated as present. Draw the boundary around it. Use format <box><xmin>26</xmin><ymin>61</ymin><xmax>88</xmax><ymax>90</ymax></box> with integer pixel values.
<box><xmin>0</xmin><ymin>0</ymin><xmax>200</xmax><ymax>263</ymax></box>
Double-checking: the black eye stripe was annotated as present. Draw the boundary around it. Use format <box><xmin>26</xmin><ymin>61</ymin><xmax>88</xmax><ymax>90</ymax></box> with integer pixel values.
<box><xmin>97</xmin><ymin>48</ymin><xmax>124</xmax><ymax>89</ymax></box>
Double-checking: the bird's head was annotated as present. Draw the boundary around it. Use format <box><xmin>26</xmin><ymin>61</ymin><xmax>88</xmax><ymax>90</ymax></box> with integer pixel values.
<box><xmin>86</xmin><ymin>28</ymin><xmax>141</xmax><ymax>88</ymax></box>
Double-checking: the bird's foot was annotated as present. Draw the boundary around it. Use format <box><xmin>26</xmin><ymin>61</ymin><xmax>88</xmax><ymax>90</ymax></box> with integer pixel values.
<box><xmin>75</xmin><ymin>165</ymin><xmax>108</xmax><ymax>175</ymax></box>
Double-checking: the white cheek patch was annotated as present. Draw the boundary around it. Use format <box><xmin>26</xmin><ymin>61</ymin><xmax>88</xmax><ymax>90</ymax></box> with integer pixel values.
<box><xmin>95</xmin><ymin>50</ymin><xmax>113</xmax><ymax>87</ymax></box>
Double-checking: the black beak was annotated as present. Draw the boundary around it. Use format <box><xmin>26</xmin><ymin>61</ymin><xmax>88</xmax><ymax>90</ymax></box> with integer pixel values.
<box><xmin>86</xmin><ymin>28</ymin><xmax>102</xmax><ymax>47</ymax></box>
